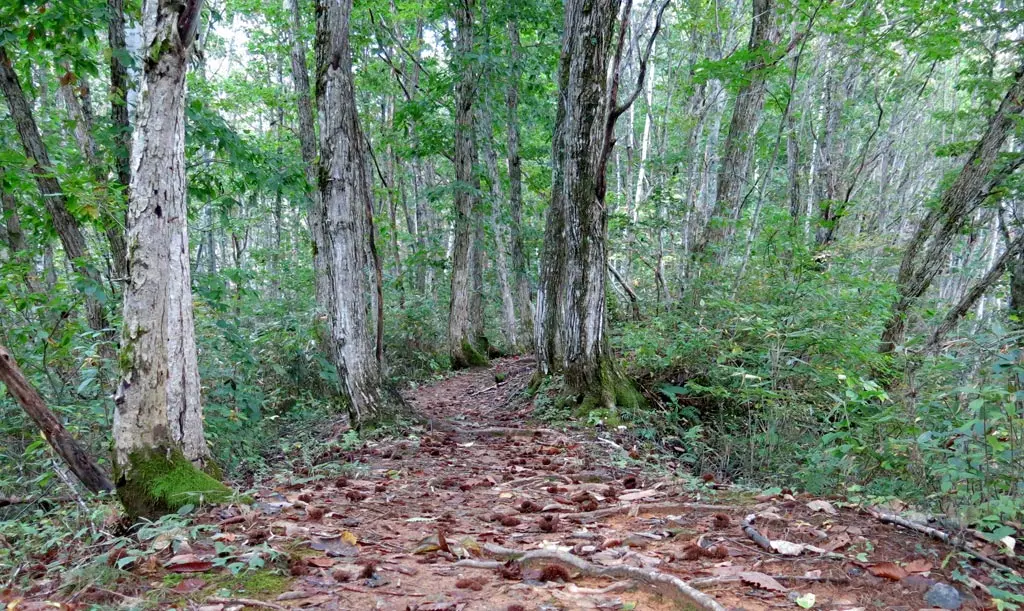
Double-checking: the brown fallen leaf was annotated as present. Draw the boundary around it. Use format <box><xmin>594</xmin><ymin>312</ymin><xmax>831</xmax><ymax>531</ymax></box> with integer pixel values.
<box><xmin>307</xmin><ymin>556</ymin><xmax>336</xmax><ymax>568</ymax></box>
<box><xmin>806</xmin><ymin>499</ymin><xmax>838</xmax><ymax>515</ymax></box>
<box><xmin>164</xmin><ymin>554</ymin><xmax>214</xmax><ymax>573</ymax></box>
<box><xmin>170</xmin><ymin>577</ymin><xmax>207</xmax><ymax>593</ymax></box>
<box><xmin>866</xmin><ymin>561</ymin><xmax>908</xmax><ymax>581</ymax></box>
<box><xmin>740</xmin><ymin>571</ymin><xmax>789</xmax><ymax>592</ymax></box>
<box><xmin>310</xmin><ymin>534</ymin><xmax>359</xmax><ymax>557</ymax></box>
<box><xmin>903</xmin><ymin>559</ymin><xmax>933</xmax><ymax>573</ymax></box>
<box><xmin>824</xmin><ymin>532</ymin><xmax>852</xmax><ymax>552</ymax></box>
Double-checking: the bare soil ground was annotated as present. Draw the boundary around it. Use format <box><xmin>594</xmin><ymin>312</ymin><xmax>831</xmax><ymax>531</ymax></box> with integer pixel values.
<box><xmin>3</xmin><ymin>357</ymin><xmax>1013</xmax><ymax>610</ymax></box>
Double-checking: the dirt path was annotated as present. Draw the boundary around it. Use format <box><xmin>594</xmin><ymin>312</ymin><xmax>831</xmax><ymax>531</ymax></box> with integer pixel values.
<box><xmin>8</xmin><ymin>357</ymin><xmax>1001</xmax><ymax>610</ymax></box>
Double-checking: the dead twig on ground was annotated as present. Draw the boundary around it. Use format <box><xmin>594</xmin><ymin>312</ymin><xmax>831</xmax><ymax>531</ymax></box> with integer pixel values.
<box><xmin>570</xmin><ymin>502</ymin><xmax>744</xmax><ymax>523</ymax></box>
<box><xmin>871</xmin><ymin>510</ymin><xmax>1018</xmax><ymax>575</ymax></box>
<box><xmin>208</xmin><ymin>596</ymin><xmax>287</xmax><ymax>610</ymax></box>
<box><xmin>481</xmin><ymin>543</ymin><xmax>727</xmax><ymax>611</ymax></box>
<box><xmin>742</xmin><ymin>513</ymin><xmax>774</xmax><ymax>552</ymax></box>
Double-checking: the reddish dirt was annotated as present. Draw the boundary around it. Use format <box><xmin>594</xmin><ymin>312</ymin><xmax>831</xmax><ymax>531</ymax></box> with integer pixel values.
<box><xmin>4</xmin><ymin>357</ymin><xmax>1013</xmax><ymax>610</ymax></box>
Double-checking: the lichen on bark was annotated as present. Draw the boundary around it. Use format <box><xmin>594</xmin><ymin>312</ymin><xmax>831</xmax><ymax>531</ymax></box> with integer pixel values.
<box><xmin>116</xmin><ymin>447</ymin><xmax>233</xmax><ymax>518</ymax></box>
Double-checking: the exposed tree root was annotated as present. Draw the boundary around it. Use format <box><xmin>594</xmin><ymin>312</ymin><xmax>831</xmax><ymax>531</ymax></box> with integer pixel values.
<box><xmin>570</xmin><ymin>502</ymin><xmax>743</xmax><ymax>523</ymax></box>
<box><xmin>871</xmin><ymin>510</ymin><xmax>1018</xmax><ymax>575</ymax></box>
<box><xmin>481</xmin><ymin>543</ymin><xmax>727</xmax><ymax>611</ymax></box>
<box><xmin>689</xmin><ymin>574</ymin><xmax>850</xmax><ymax>588</ymax></box>
<box><xmin>207</xmin><ymin>596</ymin><xmax>286</xmax><ymax>610</ymax></box>
<box><xmin>741</xmin><ymin>513</ymin><xmax>773</xmax><ymax>552</ymax></box>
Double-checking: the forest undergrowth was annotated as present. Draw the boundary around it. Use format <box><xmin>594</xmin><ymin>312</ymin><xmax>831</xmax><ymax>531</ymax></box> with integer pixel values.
<box><xmin>3</xmin><ymin>357</ymin><xmax>1024</xmax><ymax>610</ymax></box>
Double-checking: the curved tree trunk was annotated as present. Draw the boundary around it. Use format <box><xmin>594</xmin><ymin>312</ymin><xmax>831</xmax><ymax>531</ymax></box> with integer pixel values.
<box><xmin>315</xmin><ymin>0</ymin><xmax>409</xmax><ymax>425</ymax></box>
<box><xmin>0</xmin><ymin>345</ymin><xmax>114</xmax><ymax>494</ymax></box>
<box><xmin>879</xmin><ymin>62</ymin><xmax>1024</xmax><ymax>354</ymax></box>
<box><xmin>0</xmin><ymin>47</ymin><xmax>109</xmax><ymax>332</ymax></box>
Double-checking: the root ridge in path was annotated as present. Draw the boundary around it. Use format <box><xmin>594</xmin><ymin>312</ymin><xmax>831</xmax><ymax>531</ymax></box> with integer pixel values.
<box><xmin>35</xmin><ymin>357</ymin><xmax>1000</xmax><ymax>610</ymax></box>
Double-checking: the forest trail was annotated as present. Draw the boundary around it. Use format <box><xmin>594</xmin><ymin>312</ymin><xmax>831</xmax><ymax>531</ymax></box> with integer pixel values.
<box><xmin>14</xmin><ymin>358</ymin><xmax>997</xmax><ymax>610</ymax></box>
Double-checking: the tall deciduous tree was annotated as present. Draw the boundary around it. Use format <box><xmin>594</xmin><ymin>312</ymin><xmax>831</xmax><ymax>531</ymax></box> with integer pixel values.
<box><xmin>286</xmin><ymin>0</ymin><xmax>330</xmax><ymax>307</ymax></box>
<box><xmin>505</xmin><ymin>19</ymin><xmax>534</xmax><ymax>352</ymax></box>
<box><xmin>315</xmin><ymin>0</ymin><xmax>409</xmax><ymax>425</ymax></box>
<box><xmin>535</xmin><ymin>0</ymin><xmax>659</xmax><ymax>410</ymax></box>
<box><xmin>448</xmin><ymin>0</ymin><xmax>488</xmax><ymax>368</ymax></box>
<box><xmin>694</xmin><ymin>0</ymin><xmax>778</xmax><ymax>262</ymax></box>
<box><xmin>114</xmin><ymin>0</ymin><xmax>229</xmax><ymax>517</ymax></box>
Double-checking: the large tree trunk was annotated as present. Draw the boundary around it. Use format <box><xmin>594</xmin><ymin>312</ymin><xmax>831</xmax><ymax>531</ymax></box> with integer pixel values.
<box><xmin>694</xmin><ymin>0</ymin><xmax>778</xmax><ymax>263</ymax></box>
<box><xmin>287</xmin><ymin>0</ymin><xmax>330</xmax><ymax>307</ymax></box>
<box><xmin>505</xmin><ymin>20</ymin><xmax>534</xmax><ymax>350</ymax></box>
<box><xmin>879</xmin><ymin>62</ymin><xmax>1024</xmax><ymax>354</ymax></box>
<box><xmin>535</xmin><ymin>0</ymin><xmax>642</xmax><ymax>411</ymax></box>
<box><xmin>448</xmin><ymin>0</ymin><xmax>488</xmax><ymax>369</ymax></box>
<box><xmin>0</xmin><ymin>47</ymin><xmax>109</xmax><ymax>332</ymax></box>
<box><xmin>0</xmin><ymin>345</ymin><xmax>114</xmax><ymax>494</ymax></box>
<box><xmin>114</xmin><ymin>0</ymin><xmax>228</xmax><ymax>518</ymax></box>
<box><xmin>315</xmin><ymin>0</ymin><xmax>409</xmax><ymax>425</ymax></box>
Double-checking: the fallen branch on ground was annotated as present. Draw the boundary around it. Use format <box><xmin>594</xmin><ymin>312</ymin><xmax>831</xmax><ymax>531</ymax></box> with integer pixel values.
<box><xmin>207</xmin><ymin>597</ymin><xmax>286</xmax><ymax>610</ymax></box>
<box><xmin>481</xmin><ymin>543</ymin><xmax>727</xmax><ymax>611</ymax></box>
<box><xmin>741</xmin><ymin>513</ymin><xmax>773</xmax><ymax>552</ymax></box>
<box><xmin>0</xmin><ymin>495</ymin><xmax>77</xmax><ymax>507</ymax></box>
<box><xmin>871</xmin><ymin>510</ymin><xmax>1018</xmax><ymax>575</ymax></box>
<box><xmin>570</xmin><ymin>502</ymin><xmax>743</xmax><ymax>523</ymax></box>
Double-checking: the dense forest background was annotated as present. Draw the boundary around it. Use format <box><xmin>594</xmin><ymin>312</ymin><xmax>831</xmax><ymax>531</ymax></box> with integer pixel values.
<box><xmin>1</xmin><ymin>0</ymin><xmax>1024</xmax><ymax>566</ymax></box>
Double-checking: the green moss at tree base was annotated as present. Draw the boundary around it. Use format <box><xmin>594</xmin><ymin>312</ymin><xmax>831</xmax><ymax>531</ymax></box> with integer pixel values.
<box><xmin>538</xmin><ymin>360</ymin><xmax>646</xmax><ymax>426</ymax></box>
<box><xmin>452</xmin><ymin>338</ymin><xmax>489</xmax><ymax>369</ymax></box>
<box><xmin>117</xmin><ymin>447</ymin><xmax>233</xmax><ymax>518</ymax></box>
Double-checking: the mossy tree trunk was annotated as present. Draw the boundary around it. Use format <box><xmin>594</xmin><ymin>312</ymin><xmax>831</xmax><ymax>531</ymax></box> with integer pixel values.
<box><xmin>114</xmin><ymin>0</ymin><xmax>227</xmax><ymax>518</ymax></box>
<box><xmin>448</xmin><ymin>0</ymin><xmax>488</xmax><ymax>369</ymax></box>
<box><xmin>314</xmin><ymin>0</ymin><xmax>410</xmax><ymax>426</ymax></box>
<box><xmin>535</xmin><ymin>0</ymin><xmax>660</xmax><ymax>413</ymax></box>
